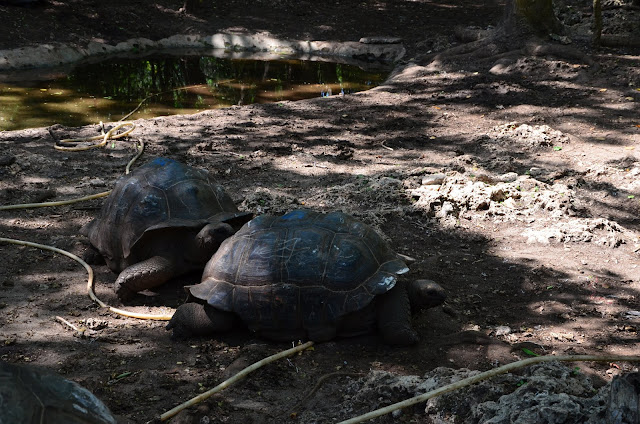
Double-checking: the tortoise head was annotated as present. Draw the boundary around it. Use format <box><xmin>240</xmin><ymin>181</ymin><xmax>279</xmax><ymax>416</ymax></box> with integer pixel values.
<box><xmin>407</xmin><ymin>279</ymin><xmax>446</xmax><ymax>310</ymax></box>
<box><xmin>193</xmin><ymin>211</ymin><xmax>253</xmax><ymax>259</ymax></box>
<box><xmin>195</xmin><ymin>222</ymin><xmax>235</xmax><ymax>256</ymax></box>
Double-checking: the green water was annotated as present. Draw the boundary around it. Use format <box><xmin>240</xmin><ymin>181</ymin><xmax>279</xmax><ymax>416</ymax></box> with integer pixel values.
<box><xmin>0</xmin><ymin>56</ymin><xmax>391</xmax><ymax>131</ymax></box>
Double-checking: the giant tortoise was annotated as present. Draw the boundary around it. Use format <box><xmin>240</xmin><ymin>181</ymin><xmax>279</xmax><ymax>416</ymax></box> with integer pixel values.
<box><xmin>167</xmin><ymin>209</ymin><xmax>446</xmax><ymax>345</ymax></box>
<box><xmin>83</xmin><ymin>157</ymin><xmax>251</xmax><ymax>300</ymax></box>
<box><xmin>0</xmin><ymin>361</ymin><xmax>117</xmax><ymax>424</ymax></box>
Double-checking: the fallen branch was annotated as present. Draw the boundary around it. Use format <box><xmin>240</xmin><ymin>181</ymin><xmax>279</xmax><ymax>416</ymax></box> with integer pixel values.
<box><xmin>160</xmin><ymin>341</ymin><xmax>315</xmax><ymax>421</ymax></box>
<box><xmin>338</xmin><ymin>354</ymin><xmax>640</xmax><ymax>424</ymax></box>
<box><xmin>55</xmin><ymin>315</ymin><xmax>82</xmax><ymax>332</ymax></box>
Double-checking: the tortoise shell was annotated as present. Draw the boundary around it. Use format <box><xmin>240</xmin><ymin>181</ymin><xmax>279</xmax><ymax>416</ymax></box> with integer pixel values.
<box><xmin>190</xmin><ymin>209</ymin><xmax>409</xmax><ymax>334</ymax></box>
<box><xmin>0</xmin><ymin>361</ymin><xmax>117</xmax><ymax>424</ymax></box>
<box><xmin>85</xmin><ymin>157</ymin><xmax>240</xmax><ymax>272</ymax></box>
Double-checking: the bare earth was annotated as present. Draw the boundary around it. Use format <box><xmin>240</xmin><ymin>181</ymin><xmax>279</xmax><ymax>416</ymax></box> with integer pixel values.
<box><xmin>1</xmin><ymin>0</ymin><xmax>640</xmax><ymax>423</ymax></box>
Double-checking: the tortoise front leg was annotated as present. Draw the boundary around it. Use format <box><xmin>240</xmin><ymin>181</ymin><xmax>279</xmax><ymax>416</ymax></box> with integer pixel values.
<box><xmin>167</xmin><ymin>303</ymin><xmax>235</xmax><ymax>338</ymax></box>
<box><xmin>114</xmin><ymin>256</ymin><xmax>176</xmax><ymax>300</ymax></box>
<box><xmin>376</xmin><ymin>281</ymin><xmax>419</xmax><ymax>345</ymax></box>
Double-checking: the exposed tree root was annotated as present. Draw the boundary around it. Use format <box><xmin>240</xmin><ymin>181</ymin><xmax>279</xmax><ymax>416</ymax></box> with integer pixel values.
<box><xmin>419</xmin><ymin>0</ymin><xmax>599</xmax><ymax>73</ymax></box>
<box><xmin>422</xmin><ymin>23</ymin><xmax>594</xmax><ymax>73</ymax></box>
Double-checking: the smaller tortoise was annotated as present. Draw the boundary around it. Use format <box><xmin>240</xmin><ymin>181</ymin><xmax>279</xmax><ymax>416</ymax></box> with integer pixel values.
<box><xmin>83</xmin><ymin>157</ymin><xmax>251</xmax><ymax>300</ymax></box>
<box><xmin>0</xmin><ymin>360</ymin><xmax>117</xmax><ymax>424</ymax></box>
<box><xmin>167</xmin><ymin>209</ymin><xmax>446</xmax><ymax>345</ymax></box>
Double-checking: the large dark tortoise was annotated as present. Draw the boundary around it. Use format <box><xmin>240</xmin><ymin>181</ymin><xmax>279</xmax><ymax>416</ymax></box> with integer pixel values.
<box><xmin>83</xmin><ymin>157</ymin><xmax>251</xmax><ymax>300</ymax></box>
<box><xmin>167</xmin><ymin>209</ymin><xmax>446</xmax><ymax>345</ymax></box>
<box><xmin>0</xmin><ymin>360</ymin><xmax>117</xmax><ymax>424</ymax></box>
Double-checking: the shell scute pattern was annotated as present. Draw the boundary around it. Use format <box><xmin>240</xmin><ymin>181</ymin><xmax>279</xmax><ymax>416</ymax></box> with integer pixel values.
<box><xmin>86</xmin><ymin>157</ymin><xmax>240</xmax><ymax>272</ymax></box>
<box><xmin>0</xmin><ymin>361</ymin><xmax>117</xmax><ymax>424</ymax></box>
<box><xmin>198</xmin><ymin>209</ymin><xmax>409</xmax><ymax>333</ymax></box>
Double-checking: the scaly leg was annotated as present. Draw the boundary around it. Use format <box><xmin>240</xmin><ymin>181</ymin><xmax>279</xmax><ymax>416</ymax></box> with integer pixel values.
<box><xmin>114</xmin><ymin>256</ymin><xmax>175</xmax><ymax>300</ymax></box>
<box><xmin>377</xmin><ymin>281</ymin><xmax>419</xmax><ymax>345</ymax></box>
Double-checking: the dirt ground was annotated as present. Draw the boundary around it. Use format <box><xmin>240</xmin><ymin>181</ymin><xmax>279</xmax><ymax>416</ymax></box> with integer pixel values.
<box><xmin>1</xmin><ymin>0</ymin><xmax>640</xmax><ymax>423</ymax></box>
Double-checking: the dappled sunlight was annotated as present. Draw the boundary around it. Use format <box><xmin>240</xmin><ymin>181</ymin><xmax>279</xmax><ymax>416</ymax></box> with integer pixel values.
<box><xmin>19</xmin><ymin>176</ymin><xmax>52</xmax><ymax>184</ymax></box>
<box><xmin>2</xmin><ymin>0</ymin><xmax>640</xmax><ymax>421</ymax></box>
<box><xmin>14</xmin><ymin>270</ymin><xmax>88</xmax><ymax>288</ymax></box>
<box><xmin>1</xmin><ymin>217</ymin><xmax>64</xmax><ymax>230</ymax></box>
<box><xmin>595</xmin><ymin>99</ymin><xmax>637</xmax><ymax>112</ymax></box>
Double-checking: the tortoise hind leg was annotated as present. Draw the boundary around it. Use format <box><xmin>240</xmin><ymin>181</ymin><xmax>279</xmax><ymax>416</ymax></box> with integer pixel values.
<box><xmin>167</xmin><ymin>303</ymin><xmax>235</xmax><ymax>338</ymax></box>
<box><xmin>376</xmin><ymin>281</ymin><xmax>419</xmax><ymax>345</ymax></box>
<box><xmin>114</xmin><ymin>256</ymin><xmax>176</xmax><ymax>300</ymax></box>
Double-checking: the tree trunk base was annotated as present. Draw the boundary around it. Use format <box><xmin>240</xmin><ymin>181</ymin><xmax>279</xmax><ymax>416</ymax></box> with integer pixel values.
<box><xmin>419</xmin><ymin>0</ymin><xmax>594</xmax><ymax>72</ymax></box>
<box><xmin>421</xmin><ymin>29</ymin><xmax>593</xmax><ymax>73</ymax></box>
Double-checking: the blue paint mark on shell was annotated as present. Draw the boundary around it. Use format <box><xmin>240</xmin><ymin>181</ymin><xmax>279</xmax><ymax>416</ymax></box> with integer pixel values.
<box><xmin>281</xmin><ymin>210</ymin><xmax>309</xmax><ymax>221</ymax></box>
<box><xmin>149</xmin><ymin>157</ymin><xmax>174</xmax><ymax>167</ymax></box>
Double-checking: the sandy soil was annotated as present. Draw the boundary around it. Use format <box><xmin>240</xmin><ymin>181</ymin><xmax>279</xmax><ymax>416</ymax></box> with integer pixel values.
<box><xmin>1</xmin><ymin>0</ymin><xmax>640</xmax><ymax>423</ymax></box>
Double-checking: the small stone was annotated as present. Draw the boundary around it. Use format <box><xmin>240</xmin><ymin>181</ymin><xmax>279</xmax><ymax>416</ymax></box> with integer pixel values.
<box><xmin>89</xmin><ymin>178</ymin><xmax>106</xmax><ymax>187</ymax></box>
<box><xmin>497</xmin><ymin>172</ymin><xmax>518</xmax><ymax>182</ymax></box>
<box><xmin>421</xmin><ymin>173</ymin><xmax>446</xmax><ymax>186</ymax></box>
<box><xmin>528</xmin><ymin>167</ymin><xmax>544</xmax><ymax>177</ymax></box>
<box><xmin>436</xmin><ymin>201</ymin><xmax>455</xmax><ymax>218</ymax></box>
<box><xmin>502</xmin><ymin>198</ymin><xmax>517</xmax><ymax>209</ymax></box>
<box><xmin>495</xmin><ymin>325</ymin><xmax>511</xmax><ymax>336</ymax></box>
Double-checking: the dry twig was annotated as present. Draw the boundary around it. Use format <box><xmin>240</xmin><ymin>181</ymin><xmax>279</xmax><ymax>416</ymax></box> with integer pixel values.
<box><xmin>160</xmin><ymin>341</ymin><xmax>315</xmax><ymax>421</ymax></box>
<box><xmin>55</xmin><ymin>316</ymin><xmax>81</xmax><ymax>332</ymax></box>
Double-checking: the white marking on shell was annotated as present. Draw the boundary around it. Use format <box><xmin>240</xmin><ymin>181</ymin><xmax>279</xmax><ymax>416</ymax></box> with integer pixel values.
<box><xmin>397</xmin><ymin>266</ymin><xmax>409</xmax><ymax>275</ymax></box>
<box><xmin>380</xmin><ymin>276</ymin><xmax>396</xmax><ymax>288</ymax></box>
<box><xmin>72</xmin><ymin>403</ymin><xmax>89</xmax><ymax>414</ymax></box>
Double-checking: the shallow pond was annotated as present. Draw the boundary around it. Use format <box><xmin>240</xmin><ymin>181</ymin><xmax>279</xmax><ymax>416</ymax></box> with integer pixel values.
<box><xmin>0</xmin><ymin>53</ymin><xmax>392</xmax><ymax>131</ymax></box>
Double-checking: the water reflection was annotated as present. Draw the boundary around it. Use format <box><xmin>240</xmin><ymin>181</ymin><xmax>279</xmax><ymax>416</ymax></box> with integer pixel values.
<box><xmin>0</xmin><ymin>55</ymin><xmax>392</xmax><ymax>131</ymax></box>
